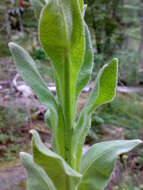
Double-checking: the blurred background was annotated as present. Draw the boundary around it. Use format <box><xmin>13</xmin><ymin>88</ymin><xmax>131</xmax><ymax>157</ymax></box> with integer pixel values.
<box><xmin>0</xmin><ymin>0</ymin><xmax>143</xmax><ymax>189</ymax></box>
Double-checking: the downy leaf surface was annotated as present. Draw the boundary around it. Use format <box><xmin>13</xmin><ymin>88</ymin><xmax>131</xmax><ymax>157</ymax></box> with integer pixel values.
<box><xmin>40</xmin><ymin>0</ymin><xmax>85</xmax><ymax>123</ymax></box>
<box><xmin>71</xmin><ymin>112</ymin><xmax>91</xmax><ymax>171</ymax></box>
<box><xmin>31</xmin><ymin>130</ymin><xmax>82</xmax><ymax>190</ymax></box>
<box><xmin>78</xmin><ymin>140</ymin><xmax>142</xmax><ymax>190</ymax></box>
<box><xmin>20</xmin><ymin>152</ymin><xmax>56</xmax><ymax>190</ymax></box>
<box><xmin>85</xmin><ymin>58</ymin><xmax>118</xmax><ymax>114</ymax></box>
<box><xmin>72</xmin><ymin>59</ymin><xmax>118</xmax><ymax>170</ymax></box>
<box><xmin>79</xmin><ymin>0</ymin><xmax>83</xmax><ymax>12</ymax></box>
<box><xmin>9</xmin><ymin>43</ymin><xmax>57</xmax><ymax>111</ymax></box>
<box><xmin>75</xmin><ymin>23</ymin><xmax>93</xmax><ymax>99</ymax></box>
<box><xmin>39</xmin><ymin>0</ymin><xmax>85</xmax><ymax>164</ymax></box>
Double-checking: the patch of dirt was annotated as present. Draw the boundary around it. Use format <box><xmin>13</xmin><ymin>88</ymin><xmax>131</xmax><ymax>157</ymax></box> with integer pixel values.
<box><xmin>0</xmin><ymin>165</ymin><xmax>26</xmax><ymax>190</ymax></box>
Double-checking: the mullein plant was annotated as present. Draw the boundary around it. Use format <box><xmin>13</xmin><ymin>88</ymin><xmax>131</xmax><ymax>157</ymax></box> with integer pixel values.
<box><xmin>9</xmin><ymin>0</ymin><xmax>142</xmax><ymax>189</ymax></box>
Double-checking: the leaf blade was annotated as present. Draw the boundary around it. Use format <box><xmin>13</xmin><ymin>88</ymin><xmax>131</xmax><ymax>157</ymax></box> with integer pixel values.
<box><xmin>73</xmin><ymin>59</ymin><xmax>118</xmax><ymax>171</ymax></box>
<box><xmin>39</xmin><ymin>0</ymin><xmax>85</xmax><ymax>121</ymax></box>
<box><xmin>71</xmin><ymin>112</ymin><xmax>91</xmax><ymax>171</ymax></box>
<box><xmin>9</xmin><ymin>42</ymin><xmax>57</xmax><ymax>111</ymax></box>
<box><xmin>39</xmin><ymin>0</ymin><xmax>85</xmax><ymax>164</ymax></box>
<box><xmin>75</xmin><ymin>23</ymin><xmax>93</xmax><ymax>99</ymax></box>
<box><xmin>86</xmin><ymin>58</ymin><xmax>118</xmax><ymax>114</ymax></box>
<box><xmin>78</xmin><ymin>140</ymin><xmax>142</xmax><ymax>190</ymax></box>
<box><xmin>20</xmin><ymin>152</ymin><xmax>57</xmax><ymax>190</ymax></box>
<box><xmin>31</xmin><ymin>130</ymin><xmax>82</xmax><ymax>190</ymax></box>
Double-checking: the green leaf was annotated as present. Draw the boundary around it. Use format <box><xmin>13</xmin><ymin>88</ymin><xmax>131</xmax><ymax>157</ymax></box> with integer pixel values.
<box><xmin>85</xmin><ymin>58</ymin><xmax>118</xmax><ymax>114</ymax></box>
<box><xmin>30</xmin><ymin>0</ymin><xmax>44</xmax><ymax>19</ymax></box>
<box><xmin>53</xmin><ymin>104</ymin><xmax>66</xmax><ymax>157</ymax></box>
<box><xmin>72</xmin><ymin>58</ymin><xmax>117</xmax><ymax>170</ymax></box>
<box><xmin>8</xmin><ymin>42</ymin><xmax>57</xmax><ymax>111</ymax></box>
<box><xmin>75</xmin><ymin>24</ymin><xmax>93</xmax><ymax>99</ymax></box>
<box><xmin>78</xmin><ymin>140</ymin><xmax>142</xmax><ymax>190</ymax></box>
<box><xmin>45</xmin><ymin>109</ymin><xmax>52</xmax><ymax>129</ymax></box>
<box><xmin>71</xmin><ymin>22</ymin><xmax>93</xmax><ymax>169</ymax></box>
<box><xmin>79</xmin><ymin>0</ymin><xmax>83</xmax><ymax>13</ymax></box>
<box><xmin>31</xmin><ymin>130</ymin><xmax>82</xmax><ymax>190</ymax></box>
<box><xmin>20</xmin><ymin>152</ymin><xmax>56</xmax><ymax>190</ymax></box>
<box><xmin>40</xmin><ymin>0</ymin><xmax>85</xmax><ymax>122</ymax></box>
<box><xmin>39</xmin><ymin>0</ymin><xmax>85</xmax><ymax>164</ymax></box>
<box><xmin>71</xmin><ymin>112</ymin><xmax>91</xmax><ymax>171</ymax></box>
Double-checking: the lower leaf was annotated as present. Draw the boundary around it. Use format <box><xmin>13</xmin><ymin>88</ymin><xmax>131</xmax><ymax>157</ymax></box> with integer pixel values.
<box><xmin>78</xmin><ymin>139</ymin><xmax>142</xmax><ymax>190</ymax></box>
<box><xmin>31</xmin><ymin>130</ymin><xmax>82</xmax><ymax>190</ymax></box>
<box><xmin>20</xmin><ymin>152</ymin><xmax>56</xmax><ymax>190</ymax></box>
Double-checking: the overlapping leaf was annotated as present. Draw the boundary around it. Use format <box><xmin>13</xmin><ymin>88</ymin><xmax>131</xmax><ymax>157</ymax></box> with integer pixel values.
<box><xmin>20</xmin><ymin>152</ymin><xmax>56</xmax><ymax>190</ymax></box>
<box><xmin>39</xmin><ymin>0</ymin><xmax>85</xmax><ymax>122</ymax></box>
<box><xmin>31</xmin><ymin>130</ymin><xmax>82</xmax><ymax>190</ymax></box>
<box><xmin>75</xmin><ymin>24</ymin><xmax>93</xmax><ymax>99</ymax></box>
<box><xmin>72</xmin><ymin>59</ymin><xmax>118</xmax><ymax>170</ymax></box>
<box><xmin>71</xmin><ymin>112</ymin><xmax>91</xmax><ymax>171</ymax></box>
<box><xmin>39</xmin><ymin>0</ymin><xmax>85</xmax><ymax>164</ymax></box>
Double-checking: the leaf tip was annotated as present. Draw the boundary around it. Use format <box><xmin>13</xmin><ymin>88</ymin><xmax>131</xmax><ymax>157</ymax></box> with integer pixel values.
<box><xmin>30</xmin><ymin>129</ymin><xmax>41</xmax><ymax>147</ymax></box>
<box><xmin>8</xmin><ymin>42</ymin><xmax>16</xmax><ymax>50</ymax></box>
<box><xmin>113</xmin><ymin>58</ymin><xmax>118</xmax><ymax>64</ymax></box>
<box><xmin>30</xmin><ymin>129</ymin><xmax>40</xmax><ymax>141</ymax></box>
<box><xmin>8</xmin><ymin>42</ymin><xmax>21</xmax><ymax>54</ymax></box>
<box><xmin>20</xmin><ymin>151</ymin><xmax>27</xmax><ymax>158</ymax></box>
<box><xmin>128</xmin><ymin>139</ymin><xmax>142</xmax><ymax>149</ymax></box>
<box><xmin>20</xmin><ymin>152</ymin><xmax>28</xmax><ymax>163</ymax></box>
<box><xmin>135</xmin><ymin>139</ymin><xmax>142</xmax><ymax>144</ymax></box>
<box><xmin>30</xmin><ymin>129</ymin><xmax>37</xmax><ymax>135</ymax></box>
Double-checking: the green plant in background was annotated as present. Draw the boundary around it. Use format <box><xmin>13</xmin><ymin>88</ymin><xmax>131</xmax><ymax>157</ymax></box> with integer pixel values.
<box><xmin>94</xmin><ymin>93</ymin><xmax>143</xmax><ymax>140</ymax></box>
<box><xmin>84</xmin><ymin>0</ymin><xmax>143</xmax><ymax>85</ymax></box>
<box><xmin>85</xmin><ymin>0</ymin><xmax>124</xmax><ymax>58</ymax></box>
<box><xmin>8</xmin><ymin>0</ymin><xmax>142</xmax><ymax>189</ymax></box>
<box><xmin>0</xmin><ymin>107</ymin><xmax>28</xmax><ymax>161</ymax></box>
<box><xmin>84</xmin><ymin>0</ymin><xmax>124</xmax><ymax>79</ymax></box>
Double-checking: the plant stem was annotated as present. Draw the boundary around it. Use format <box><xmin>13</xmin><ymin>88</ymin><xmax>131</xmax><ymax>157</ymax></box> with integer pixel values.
<box><xmin>63</xmin><ymin>49</ymin><xmax>72</xmax><ymax>165</ymax></box>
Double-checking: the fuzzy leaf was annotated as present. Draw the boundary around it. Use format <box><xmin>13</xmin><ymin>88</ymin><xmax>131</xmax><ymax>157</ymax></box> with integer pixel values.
<box><xmin>39</xmin><ymin>0</ymin><xmax>85</xmax><ymax>164</ymax></box>
<box><xmin>79</xmin><ymin>0</ymin><xmax>84</xmax><ymax>13</ymax></box>
<box><xmin>85</xmin><ymin>58</ymin><xmax>118</xmax><ymax>114</ymax></box>
<box><xmin>71</xmin><ymin>112</ymin><xmax>91</xmax><ymax>171</ymax></box>
<box><xmin>78</xmin><ymin>140</ymin><xmax>142</xmax><ymax>190</ymax></box>
<box><xmin>20</xmin><ymin>153</ymin><xmax>56</xmax><ymax>190</ymax></box>
<box><xmin>72</xmin><ymin>23</ymin><xmax>93</xmax><ymax>164</ymax></box>
<box><xmin>76</xmin><ymin>24</ymin><xmax>93</xmax><ymax>99</ymax></box>
<box><xmin>72</xmin><ymin>59</ymin><xmax>118</xmax><ymax>170</ymax></box>
<box><xmin>9</xmin><ymin>42</ymin><xmax>57</xmax><ymax>111</ymax></box>
<box><xmin>31</xmin><ymin>130</ymin><xmax>82</xmax><ymax>190</ymax></box>
<box><xmin>40</xmin><ymin>0</ymin><xmax>85</xmax><ymax>122</ymax></box>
